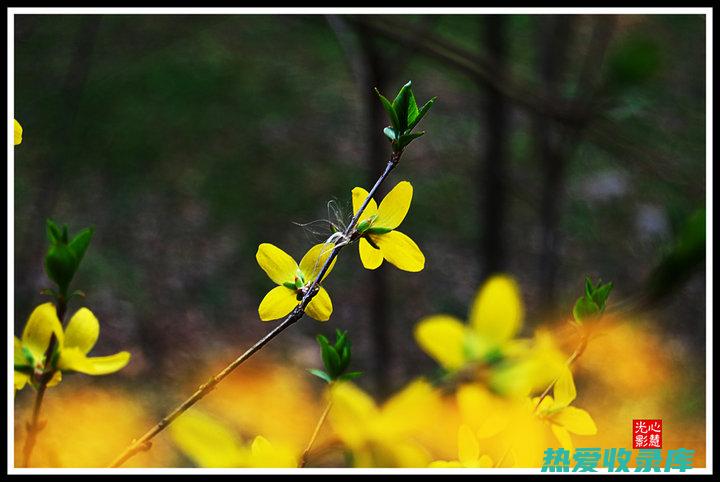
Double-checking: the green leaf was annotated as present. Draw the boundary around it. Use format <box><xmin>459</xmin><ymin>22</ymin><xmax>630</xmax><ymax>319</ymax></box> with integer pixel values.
<box><xmin>391</xmin><ymin>81</ymin><xmax>412</xmax><ymax>131</ymax></box>
<box><xmin>407</xmin><ymin>97</ymin><xmax>436</xmax><ymax>131</ymax></box>
<box><xmin>46</xmin><ymin>219</ymin><xmax>62</xmax><ymax>244</ymax></box>
<box><xmin>44</xmin><ymin>244</ymin><xmax>78</xmax><ymax>294</ymax></box>
<box><xmin>334</xmin><ymin>329</ymin><xmax>348</xmax><ymax>354</ymax></box>
<box><xmin>592</xmin><ymin>282</ymin><xmax>613</xmax><ymax>310</ymax></box>
<box><xmin>365</xmin><ymin>226</ymin><xmax>392</xmax><ymax>235</ymax></box>
<box><xmin>584</xmin><ymin>276</ymin><xmax>594</xmax><ymax>299</ymax></box>
<box><xmin>338</xmin><ymin>371</ymin><xmax>363</xmax><ymax>381</ymax></box>
<box><xmin>406</xmin><ymin>90</ymin><xmax>419</xmax><ymax>125</ymax></box>
<box><xmin>307</xmin><ymin>369</ymin><xmax>333</xmax><ymax>384</ymax></box>
<box><xmin>572</xmin><ymin>296</ymin><xmax>600</xmax><ymax>324</ymax></box>
<box><xmin>398</xmin><ymin>131</ymin><xmax>426</xmax><ymax>150</ymax></box>
<box><xmin>383</xmin><ymin>127</ymin><xmax>398</xmax><ymax>141</ymax></box>
<box><xmin>375</xmin><ymin>88</ymin><xmax>400</xmax><ymax>130</ymax></box>
<box><xmin>68</xmin><ymin>227</ymin><xmax>93</xmax><ymax>265</ymax></box>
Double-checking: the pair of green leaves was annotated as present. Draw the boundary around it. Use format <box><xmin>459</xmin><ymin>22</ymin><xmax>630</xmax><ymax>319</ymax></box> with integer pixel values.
<box><xmin>376</xmin><ymin>81</ymin><xmax>436</xmax><ymax>153</ymax></box>
<box><xmin>44</xmin><ymin>219</ymin><xmax>93</xmax><ymax>297</ymax></box>
<box><xmin>308</xmin><ymin>330</ymin><xmax>362</xmax><ymax>384</ymax></box>
<box><xmin>572</xmin><ymin>277</ymin><xmax>613</xmax><ymax>324</ymax></box>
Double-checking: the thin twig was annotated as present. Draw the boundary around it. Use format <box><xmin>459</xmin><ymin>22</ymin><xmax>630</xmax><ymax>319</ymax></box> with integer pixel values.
<box><xmin>298</xmin><ymin>394</ymin><xmax>333</xmax><ymax>468</ymax></box>
<box><xmin>109</xmin><ymin>155</ymin><xmax>401</xmax><ymax>468</ymax></box>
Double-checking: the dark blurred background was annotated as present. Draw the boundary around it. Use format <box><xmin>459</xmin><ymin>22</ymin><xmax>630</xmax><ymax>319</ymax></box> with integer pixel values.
<box><xmin>14</xmin><ymin>14</ymin><xmax>706</xmax><ymax>401</ymax></box>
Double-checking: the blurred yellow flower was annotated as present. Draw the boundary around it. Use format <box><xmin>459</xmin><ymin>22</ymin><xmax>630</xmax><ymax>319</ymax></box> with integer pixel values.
<box><xmin>256</xmin><ymin>242</ymin><xmax>336</xmax><ymax>321</ymax></box>
<box><xmin>328</xmin><ymin>380</ymin><xmax>441</xmax><ymax>467</ymax></box>
<box><xmin>414</xmin><ymin>274</ymin><xmax>525</xmax><ymax>372</ymax></box>
<box><xmin>14</xmin><ymin>119</ymin><xmax>22</xmax><ymax>145</ymax></box>
<box><xmin>352</xmin><ymin>181</ymin><xmax>424</xmax><ymax>272</ymax></box>
<box><xmin>14</xmin><ymin>385</ymin><xmax>173</xmax><ymax>467</ymax></box>
<box><xmin>428</xmin><ymin>425</ymin><xmax>493</xmax><ymax>468</ymax></box>
<box><xmin>169</xmin><ymin>408</ymin><xmax>298</xmax><ymax>468</ymax></box>
<box><xmin>14</xmin><ymin>303</ymin><xmax>131</xmax><ymax>392</ymax></box>
<box><xmin>532</xmin><ymin>366</ymin><xmax>597</xmax><ymax>451</ymax></box>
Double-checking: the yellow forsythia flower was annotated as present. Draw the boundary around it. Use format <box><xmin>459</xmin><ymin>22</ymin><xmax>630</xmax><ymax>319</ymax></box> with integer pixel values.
<box><xmin>328</xmin><ymin>380</ymin><xmax>443</xmax><ymax>467</ymax></box>
<box><xmin>14</xmin><ymin>119</ymin><xmax>22</xmax><ymax>145</ymax></box>
<box><xmin>428</xmin><ymin>425</ymin><xmax>493</xmax><ymax>468</ymax></box>
<box><xmin>169</xmin><ymin>408</ymin><xmax>298</xmax><ymax>468</ymax></box>
<box><xmin>414</xmin><ymin>274</ymin><xmax>525</xmax><ymax>371</ymax></box>
<box><xmin>14</xmin><ymin>303</ymin><xmax>131</xmax><ymax>392</ymax></box>
<box><xmin>256</xmin><ymin>242</ymin><xmax>336</xmax><ymax>321</ymax></box>
<box><xmin>352</xmin><ymin>181</ymin><xmax>425</xmax><ymax>272</ymax></box>
<box><xmin>532</xmin><ymin>366</ymin><xmax>597</xmax><ymax>451</ymax></box>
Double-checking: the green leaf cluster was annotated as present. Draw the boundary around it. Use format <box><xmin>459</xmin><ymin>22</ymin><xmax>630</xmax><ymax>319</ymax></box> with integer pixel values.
<box><xmin>375</xmin><ymin>81</ymin><xmax>436</xmax><ymax>153</ymax></box>
<box><xmin>308</xmin><ymin>330</ymin><xmax>362</xmax><ymax>384</ymax></box>
<box><xmin>572</xmin><ymin>276</ymin><xmax>613</xmax><ymax>324</ymax></box>
<box><xmin>44</xmin><ymin>219</ymin><xmax>93</xmax><ymax>297</ymax></box>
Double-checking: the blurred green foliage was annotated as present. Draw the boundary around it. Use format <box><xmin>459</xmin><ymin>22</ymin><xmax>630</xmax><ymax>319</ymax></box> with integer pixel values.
<box><xmin>14</xmin><ymin>14</ymin><xmax>706</xmax><ymax>395</ymax></box>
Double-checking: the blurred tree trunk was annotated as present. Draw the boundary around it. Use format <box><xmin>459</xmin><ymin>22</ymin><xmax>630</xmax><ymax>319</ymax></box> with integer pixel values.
<box><xmin>534</xmin><ymin>15</ymin><xmax>575</xmax><ymax>314</ymax></box>
<box><xmin>16</xmin><ymin>16</ymin><xmax>102</xmax><ymax>318</ymax></box>
<box><xmin>327</xmin><ymin>17</ymin><xmax>392</xmax><ymax>397</ymax></box>
<box><xmin>357</xmin><ymin>29</ymin><xmax>396</xmax><ymax>399</ymax></box>
<box><xmin>479</xmin><ymin>15</ymin><xmax>510</xmax><ymax>280</ymax></box>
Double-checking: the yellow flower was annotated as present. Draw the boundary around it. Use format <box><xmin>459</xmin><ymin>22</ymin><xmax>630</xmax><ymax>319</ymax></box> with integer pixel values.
<box><xmin>414</xmin><ymin>274</ymin><xmax>524</xmax><ymax>372</ymax></box>
<box><xmin>532</xmin><ymin>366</ymin><xmax>597</xmax><ymax>451</ymax></box>
<box><xmin>14</xmin><ymin>303</ymin><xmax>131</xmax><ymax>392</ymax></box>
<box><xmin>14</xmin><ymin>119</ymin><xmax>22</xmax><ymax>145</ymax></box>
<box><xmin>428</xmin><ymin>425</ymin><xmax>493</xmax><ymax>468</ymax></box>
<box><xmin>256</xmin><ymin>242</ymin><xmax>337</xmax><ymax>322</ymax></box>
<box><xmin>169</xmin><ymin>408</ymin><xmax>298</xmax><ymax>468</ymax></box>
<box><xmin>328</xmin><ymin>380</ymin><xmax>442</xmax><ymax>467</ymax></box>
<box><xmin>352</xmin><ymin>181</ymin><xmax>424</xmax><ymax>272</ymax></box>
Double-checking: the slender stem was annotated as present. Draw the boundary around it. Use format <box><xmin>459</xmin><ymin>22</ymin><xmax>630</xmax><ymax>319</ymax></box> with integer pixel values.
<box><xmin>533</xmin><ymin>331</ymin><xmax>588</xmax><ymax>413</ymax></box>
<box><xmin>298</xmin><ymin>394</ymin><xmax>333</xmax><ymax>468</ymax></box>
<box><xmin>21</xmin><ymin>298</ymin><xmax>67</xmax><ymax>468</ymax></box>
<box><xmin>109</xmin><ymin>155</ymin><xmax>401</xmax><ymax>468</ymax></box>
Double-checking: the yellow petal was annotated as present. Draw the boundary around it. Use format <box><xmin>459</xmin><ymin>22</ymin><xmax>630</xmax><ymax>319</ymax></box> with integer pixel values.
<box><xmin>379</xmin><ymin>379</ymin><xmax>443</xmax><ymax>436</ymax></box>
<box><xmin>64</xmin><ymin>308</ymin><xmax>100</xmax><ymax>354</ymax></box>
<box><xmin>551</xmin><ymin>424</ymin><xmax>574</xmax><ymax>451</ymax></box>
<box><xmin>168</xmin><ymin>408</ymin><xmax>246</xmax><ymax>468</ymax></box>
<box><xmin>305</xmin><ymin>286</ymin><xmax>332</xmax><ymax>321</ymax></box>
<box><xmin>256</xmin><ymin>243</ymin><xmax>298</xmax><ymax>285</ymax></box>
<box><xmin>468</xmin><ymin>275</ymin><xmax>523</xmax><ymax>345</ymax></box>
<box><xmin>46</xmin><ymin>370</ymin><xmax>62</xmax><ymax>387</ymax></box>
<box><xmin>371</xmin><ymin>230</ymin><xmax>425</xmax><ymax>272</ymax></box>
<box><xmin>352</xmin><ymin>187</ymin><xmax>378</xmax><ymax>222</ymax></box>
<box><xmin>552</xmin><ymin>366</ymin><xmax>576</xmax><ymax>409</ymax></box>
<box><xmin>14</xmin><ymin>119</ymin><xmax>22</xmax><ymax>145</ymax></box>
<box><xmin>359</xmin><ymin>237</ymin><xmax>383</xmax><ymax>270</ymax></box>
<box><xmin>21</xmin><ymin>303</ymin><xmax>64</xmax><ymax>361</ymax></box>
<box><xmin>456</xmin><ymin>384</ymin><xmax>510</xmax><ymax>438</ymax></box>
<box><xmin>299</xmin><ymin>243</ymin><xmax>337</xmax><ymax>282</ymax></box>
<box><xmin>477</xmin><ymin>455</ymin><xmax>493</xmax><ymax>468</ymax></box>
<box><xmin>552</xmin><ymin>407</ymin><xmax>597</xmax><ymax>435</ymax></box>
<box><xmin>14</xmin><ymin>336</ymin><xmax>27</xmax><ymax>366</ymax></box>
<box><xmin>14</xmin><ymin>371</ymin><xmax>29</xmax><ymax>392</ymax></box>
<box><xmin>258</xmin><ymin>286</ymin><xmax>298</xmax><ymax>321</ymax></box>
<box><xmin>328</xmin><ymin>382</ymin><xmax>378</xmax><ymax>449</ymax></box>
<box><xmin>428</xmin><ymin>460</ymin><xmax>463</xmax><ymax>468</ymax></box>
<box><xmin>413</xmin><ymin>315</ymin><xmax>467</xmax><ymax>370</ymax></box>
<box><xmin>457</xmin><ymin>424</ymin><xmax>480</xmax><ymax>467</ymax></box>
<box><xmin>376</xmin><ymin>181</ymin><xmax>413</xmax><ymax>229</ymax></box>
<box><xmin>248</xmin><ymin>436</ymin><xmax>297</xmax><ymax>468</ymax></box>
<box><xmin>58</xmin><ymin>347</ymin><xmax>131</xmax><ymax>375</ymax></box>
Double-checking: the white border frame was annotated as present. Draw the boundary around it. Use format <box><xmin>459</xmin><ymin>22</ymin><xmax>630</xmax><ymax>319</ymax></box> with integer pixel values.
<box><xmin>7</xmin><ymin>7</ymin><xmax>713</xmax><ymax>475</ymax></box>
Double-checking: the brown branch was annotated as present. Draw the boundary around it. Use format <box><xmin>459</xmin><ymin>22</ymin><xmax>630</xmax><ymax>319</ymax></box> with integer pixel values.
<box><xmin>109</xmin><ymin>155</ymin><xmax>401</xmax><ymax>468</ymax></box>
